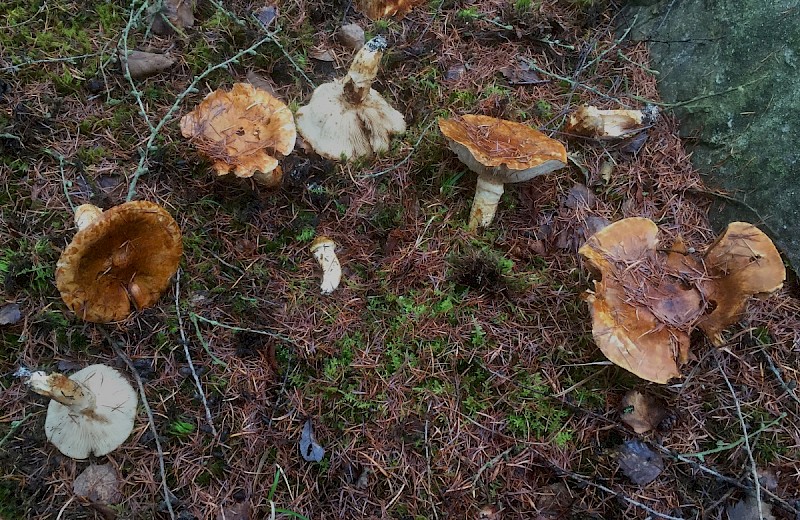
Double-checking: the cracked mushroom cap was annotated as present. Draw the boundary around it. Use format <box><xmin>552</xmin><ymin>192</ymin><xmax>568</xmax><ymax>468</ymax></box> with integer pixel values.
<box><xmin>180</xmin><ymin>83</ymin><xmax>296</xmax><ymax>185</ymax></box>
<box><xmin>56</xmin><ymin>201</ymin><xmax>182</xmax><ymax>323</ymax></box>
<box><xmin>579</xmin><ymin>218</ymin><xmax>704</xmax><ymax>383</ymax></box>
<box><xmin>28</xmin><ymin>364</ymin><xmax>138</xmax><ymax>459</ymax></box>
<box><xmin>698</xmin><ymin>222</ymin><xmax>785</xmax><ymax>345</ymax></box>
<box><xmin>438</xmin><ymin>115</ymin><xmax>567</xmax><ymax>182</ymax></box>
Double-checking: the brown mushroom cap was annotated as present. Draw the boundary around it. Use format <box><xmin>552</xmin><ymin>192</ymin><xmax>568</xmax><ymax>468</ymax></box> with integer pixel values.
<box><xmin>180</xmin><ymin>83</ymin><xmax>296</xmax><ymax>185</ymax></box>
<box><xmin>358</xmin><ymin>0</ymin><xmax>422</xmax><ymax>18</ymax></box>
<box><xmin>698</xmin><ymin>222</ymin><xmax>785</xmax><ymax>345</ymax></box>
<box><xmin>566</xmin><ymin>105</ymin><xmax>645</xmax><ymax>138</ymax></box>
<box><xmin>579</xmin><ymin>217</ymin><xmax>704</xmax><ymax>383</ymax></box>
<box><xmin>56</xmin><ymin>201</ymin><xmax>182</xmax><ymax>323</ymax></box>
<box><xmin>438</xmin><ymin>115</ymin><xmax>567</xmax><ymax>183</ymax></box>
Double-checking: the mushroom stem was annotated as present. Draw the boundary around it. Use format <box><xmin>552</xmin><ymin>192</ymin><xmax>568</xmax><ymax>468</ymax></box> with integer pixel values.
<box><xmin>343</xmin><ymin>36</ymin><xmax>387</xmax><ymax>104</ymax></box>
<box><xmin>74</xmin><ymin>204</ymin><xmax>104</xmax><ymax>231</ymax></box>
<box><xmin>27</xmin><ymin>371</ymin><xmax>97</xmax><ymax>413</ymax></box>
<box><xmin>468</xmin><ymin>176</ymin><xmax>505</xmax><ymax>230</ymax></box>
<box><xmin>310</xmin><ymin>236</ymin><xmax>341</xmax><ymax>295</ymax></box>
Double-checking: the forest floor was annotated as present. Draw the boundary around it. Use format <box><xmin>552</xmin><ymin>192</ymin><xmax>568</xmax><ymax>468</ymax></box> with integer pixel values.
<box><xmin>1</xmin><ymin>0</ymin><xmax>799</xmax><ymax>519</ymax></box>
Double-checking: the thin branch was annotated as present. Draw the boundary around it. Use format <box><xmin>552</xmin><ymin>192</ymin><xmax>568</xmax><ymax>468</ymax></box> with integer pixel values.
<box><xmin>100</xmin><ymin>328</ymin><xmax>176</xmax><ymax>520</ymax></box>
<box><xmin>190</xmin><ymin>313</ymin><xmax>296</xmax><ymax>343</ymax></box>
<box><xmin>174</xmin><ymin>269</ymin><xmax>218</xmax><ymax>438</ymax></box>
<box><xmin>716</xmin><ymin>350</ymin><xmax>765</xmax><ymax>520</ymax></box>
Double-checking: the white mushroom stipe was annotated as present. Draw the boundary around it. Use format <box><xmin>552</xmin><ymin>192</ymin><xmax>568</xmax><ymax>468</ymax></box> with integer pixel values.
<box><xmin>74</xmin><ymin>204</ymin><xmax>104</xmax><ymax>231</ymax></box>
<box><xmin>310</xmin><ymin>236</ymin><xmax>341</xmax><ymax>295</ymax></box>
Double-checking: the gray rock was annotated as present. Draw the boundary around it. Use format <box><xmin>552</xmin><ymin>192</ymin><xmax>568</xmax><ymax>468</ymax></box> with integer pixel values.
<box><xmin>337</xmin><ymin>23</ymin><xmax>365</xmax><ymax>51</ymax></box>
<box><xmin>623</xmin><ymin>1</ymin><xmax>800</xmax><ymax>271</ymax></box>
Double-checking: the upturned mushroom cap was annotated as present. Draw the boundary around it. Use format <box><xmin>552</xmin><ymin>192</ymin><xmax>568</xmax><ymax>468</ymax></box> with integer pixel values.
<box><xmin>295</xmin><ymin>37</ymin><xmax>406</xmax><ymax>160</ymax></box>
<box><xmin>56</xmin><ymin>201</ymin><xmax>182</xmax><ymax>323</ymax></box>
<box><xmin>566</xmin><ymin>105</ymin><xmax>645</xmax><ymax>138</ymax></box>
<box><xmin>698</xmin><ymin>222</ymin><xmax>785</xmax><ymax>345</ymax></box>
<box><xmin>438</xmin><ymin>115</ymin><xmax>567</xmax><ymax>183</ymax></box>
<box><xmin>28</xmin><ymin>364</ymin><xmax>137</xmax><ymax>459</ymax></box>
<box><xmin>180</xmin><ymin>83</ymin><xmax>296</xmax><ymax>185</ymax></box>
<box><xmin>579</xmin><ymin>218</ymin><xmax>704</xmax><ymax>383</ymax></box>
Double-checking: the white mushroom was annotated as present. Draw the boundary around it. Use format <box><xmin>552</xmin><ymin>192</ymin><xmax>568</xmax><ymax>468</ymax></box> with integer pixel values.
<box><xmin>26</xmin><ymin>364</ymin><xmax>138</xmax><ymax>459</ymax></box>
<box><xmin>295</xmin><ymin>36</ymin><xmax>406</xmax><ymax>160</ymax></box>
<box><xmin>310</xmin><ymin>236</ymin><xmax>341</xmax><ymax>295</ymax></box>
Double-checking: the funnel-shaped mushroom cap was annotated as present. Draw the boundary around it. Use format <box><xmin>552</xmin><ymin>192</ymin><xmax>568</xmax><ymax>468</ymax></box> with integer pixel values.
<box><xmin>566</xmin><ymin>105</ymin><xmax>645</xmax><ymax>138</ymax></box>
<box><xmin>27</xmin><ymin>364</ymin><xmax>137</xmax><ymax>459</ymax></box>
<box><xmin>438</xmin><ymin>115</ymin><xmax>567</xmax><ymax>183</ymax></box>
<box><xmin>579</xmin><ymin>218</ymin><xmax>704</xmax><ymax>383</ymax></box>
<box><xmin>56</xmin><ymin>201</ymin><xmax>182</xmax><ymax>323</ymax></box>
<box><xmin>698</xmin><ymin>222</ymin><xmax>785</xmax><ymax>345</ymax></box>
<box><xmin>295</xmin><ymin>37</ymin><xmax>406</xmax><ymax>160</ymax></box>
<box><xmin>180</xmin><ymin>83</ymin><xmax>296</xmax><ymax>185</ymax></box>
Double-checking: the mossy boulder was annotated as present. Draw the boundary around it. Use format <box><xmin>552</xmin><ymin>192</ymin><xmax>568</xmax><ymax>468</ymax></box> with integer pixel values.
<box><xmin>624</xmin><ymin>0</ymin><xmax>800</xmax><ymax>272</ymax></box>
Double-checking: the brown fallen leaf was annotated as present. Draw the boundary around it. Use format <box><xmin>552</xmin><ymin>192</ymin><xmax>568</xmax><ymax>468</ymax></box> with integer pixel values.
<box><xmin>620</xmin><ymin>390</ymin><xmax>668</xmax><ymax>434</ymax></box>
<box><xmin>73</xmin><ymin>463</ymin><xmax>123</xmax><ymax>505</ymax></box>
<box><xmin>727</xmin><ymin>495</ymin><xmax>775</xmax><ymax>520</ymax></box>
<box><xmin>617</xmin><ymin>440</ymin><xmax>663</xmax><ymax>486</ymax></box>
<box><xmin>216</xmin><ymin>502</ymin><xmax>250</xmax><ymax>520</ymax></box>
<box><xmin>123</xmin><ymin>51</ymin><xmax>175</xmax><ymax>80</ymax></box>
<box><xmin>151</xmin><ymin>0</ymin><xmax>194</xmax><ymax>36</ymax></box>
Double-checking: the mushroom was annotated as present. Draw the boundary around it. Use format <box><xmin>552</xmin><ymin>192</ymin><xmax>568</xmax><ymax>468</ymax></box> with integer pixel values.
<box><xmin>56</xmin><ymin>201</ymin><xmax>183</xmax><ymax>323</ymax></box>
<box><xmin>697</xmin><ymin>222</ymin><xmax>785</xmax><ymax>345</ymax></box>
<box><xmin>180</xmin><ymin>83</ymin><xmax>296</xmax><ymax>187</ymax></box>
<box><xmin>310</xmin><ymin>236</ymin><xmax>341</xmax><ymax>295</ymax></box>
<box><xmin>357</xmin><ymin>0</ymin><xmax>422</xmax><ymax>19</ymax></box>
<box><xmin>26</xmin><ymin>364</ymin><xmax>138</xmax><ymax>459</ymax></box>
<box><xmin>438</xmin><ymin>115</ymin><xmax>567</xmax><ymax>230</ymax></box>
<box><xmin>566</xmin><ymin>105</ymin><xmax>648</xmax><ymax>138</ymax></box>
<box><xmin>295</xmin><ymin>36</ymin><xmax>406</xmax><ymax>160</ymax></box>
<box><xmin>579</xmin><ymin>218</ymin><xmax>704</xmax><ymax>383</ymax></box>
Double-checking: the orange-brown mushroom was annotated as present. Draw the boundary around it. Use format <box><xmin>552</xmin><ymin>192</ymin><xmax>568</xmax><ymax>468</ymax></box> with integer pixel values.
<box><xmin>56</xmin><ymin>201</ymin><xmax>182</xmax><ymax>323</ymax></box>
<box><xmin>438</xmin><ymin>115</ymin><xmax>567</xmax><ymax>230</ymax></box>
<box><xmin>180</xmin><ymin>83</ymin><xmax>296</xmax><ymax>187</ymax></box>
<box><xmin>357</xmin><ymin>0</ymin><xmax>423</xmax><ymax>19</ymax></box>
<box><xmin>697</xmin><ymin>222</ymin><xmax>785</xmax><ymax>345</ymax></box>
<box><xmin>579</xmin><ymin>218</ymin><xmax>704</xmax><ymax>383</ymax></box>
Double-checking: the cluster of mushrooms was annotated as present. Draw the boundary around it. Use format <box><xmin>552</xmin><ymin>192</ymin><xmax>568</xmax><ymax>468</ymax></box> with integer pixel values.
<box><xmin>24</xmin><ymin>26</ymin><xmax>786</xmax><ymax>463</ymax></box>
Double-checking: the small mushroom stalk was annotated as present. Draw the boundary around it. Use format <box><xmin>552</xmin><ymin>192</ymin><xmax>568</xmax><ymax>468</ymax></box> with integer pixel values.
<box><xmin>27</xmin><ymin>371</ymin><xmax>97</xmax><ymax>414</ymax></box>
<box><xmin>74</xmin><ymin>204</ymin><xmax>104</xmax><ymax>231</ymax></box>
<box><xmin>343</xmin><ymin>36</ymin><xmax>386</xmax><ymax>104</ymax></box>
<box><xmin>469</xmin><ymin>176</ymin><xmax>506</xmax><ymax>230</ymax></box>
<box><xmin>311</xmin><ymin>236</ymin><xmax>341</xmax><ymax>295</ymax></box>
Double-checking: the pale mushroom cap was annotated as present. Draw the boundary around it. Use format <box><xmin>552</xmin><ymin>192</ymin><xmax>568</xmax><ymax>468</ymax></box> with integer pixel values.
<box><xmin>74</xmin><ymin>204</ymin><xmax>104</xmax><ymax>230</ymax></box>
<box><xmin>180</xmin><ymin>83</ymin><xmax>296</xmax><ymax>181</ymax></box>
<box><xmin>44</xmin><ymin>365</ymin><xmax>137</xmax><ymax>459</ymax></box>
<box><xmin>56</xmin><ymin>201</ymin><xmax>183</xmax><ymax>323</ymax></box>
<box><xmin>438</xmin><ymin>115</ymin><xmax>567</xmax><ymax>183</ymax></box>
<box><xmin>295</xmin><ymin>81</ymin><xmax>406</xmax><ymax>160</ymax></box>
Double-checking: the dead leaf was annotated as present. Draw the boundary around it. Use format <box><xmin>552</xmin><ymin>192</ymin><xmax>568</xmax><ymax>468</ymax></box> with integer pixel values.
<box><xmin>253</xmin><ymin>5</ymin><xmax>279</xmax><ymax>30</ymax></box>
<box><xmin>620</xmin><ymin>390</ymin><xmax>668</xmax><ymax>434</ymax></box>
<box><xmin>310</xmin><ymin>48</ymin><xmax>335</xmax><ymax>62</ymax></box>
<box><xmin>123</xmin><ymin>51</ymin><xmax>175</xmax><ymax>80</ymax></box>
<box><xmin>299</xmin><ymin>418</ymin><xmax>324</xmax><ymax>462</ymax></box>
<box><xmin>0</xmin><ymin>303</ymin><xmax>21</xmax><ymax>325</ymax></box>
<box><xmin>216</xmin><ymin>502</ymin><xmax>250</xmax><ymax>520</ymax></box>
<box><xmin>73</xmin><ymin>463</ymin><xmax>123</xmax><ymax>505</ymax></box>
<box><xmin>564</xmin><ymin>183</ymin><xmax>596</xmax><ymax>210</ymax></box>
<box><xmin>617</xmin><ymin>440</ymin><xmax>663</xmax><ymax>485</ymax></box>
<box><xmin>337</xmin><ymin>24</ymin><xmax>365</xmax><ymax>51</ymax></box>
<box><xmin>245</xmin><ymin>71</ymin><xmax>277</xmax><ymax>96</ymax></box>
<box><xmin>151</xmin><ymin>0</ymin><xmax>194</xmax><ymax>36</ymax></box>
<box><xmin>499</xmin><ymin>59</ymin><xmax>546</xmax><ymax>85</ymax></box>
<box><xmin>726</xmin><ymin>495</ymin><xmax>775</xmax><ymax>520</ymax></box>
